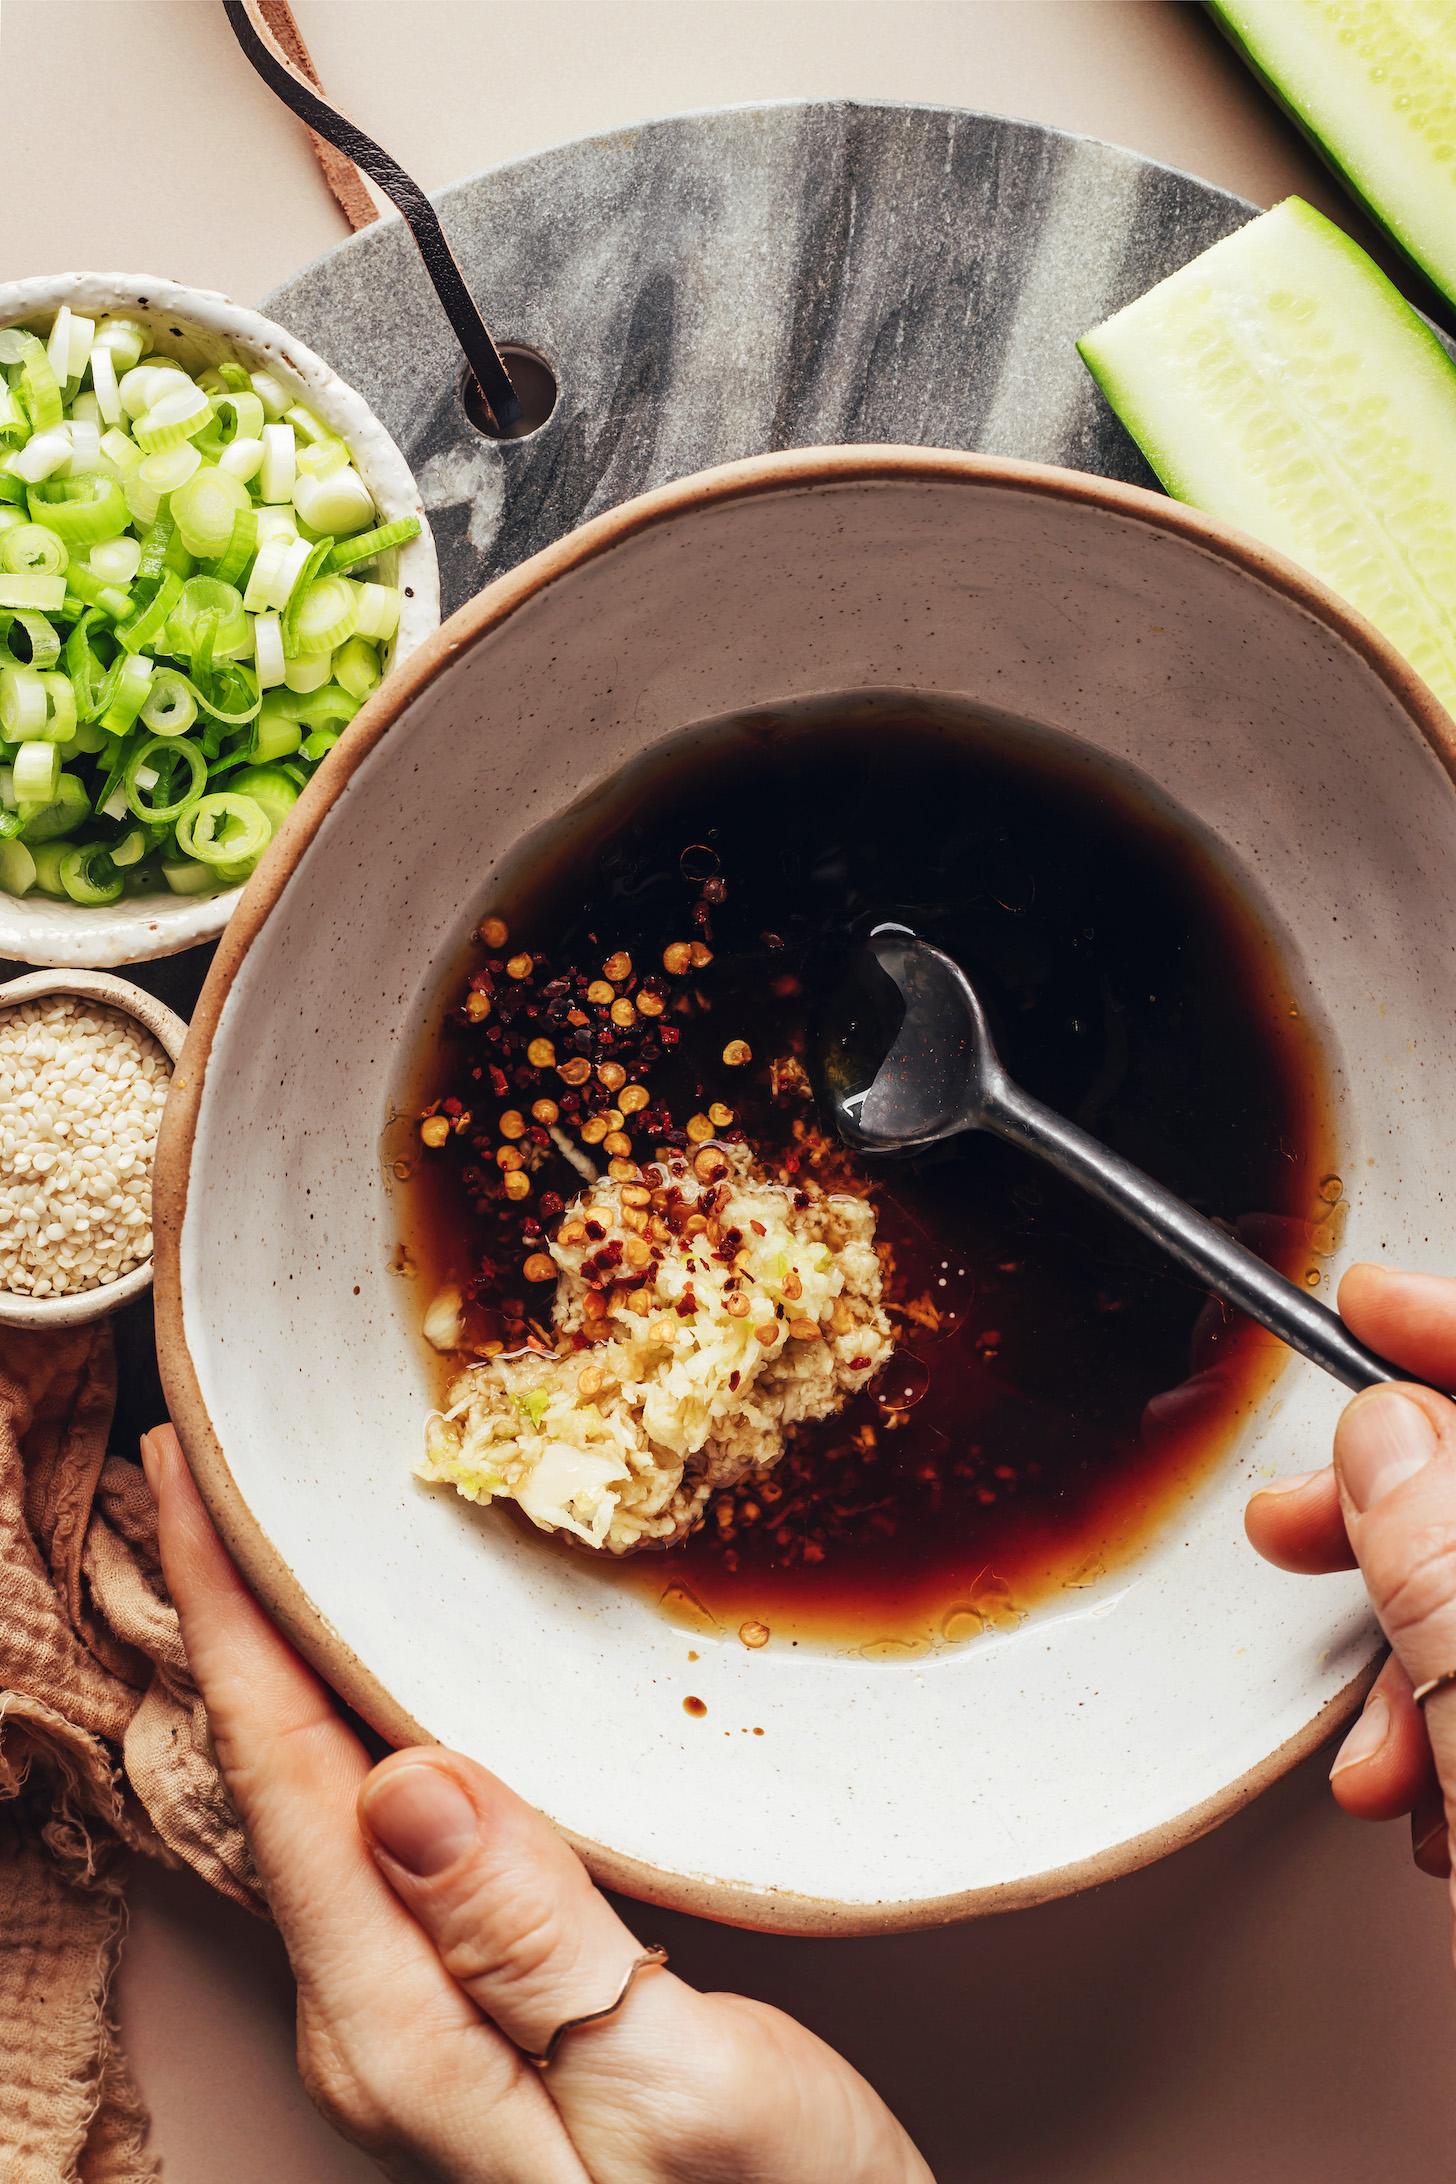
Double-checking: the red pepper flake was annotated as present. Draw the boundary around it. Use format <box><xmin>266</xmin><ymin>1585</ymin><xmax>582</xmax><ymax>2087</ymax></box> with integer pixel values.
<box><xmin>442</xmin><ymin>1097</ymin><xmax>463</xmax><ymax>1117</ymax></box>
<box><xmin>750</xmin><ymin>1220</ymin><xmax>766</xmax><ymax>1237</ymax></box>
<box><xmin>585</xmin><ymin>1220</ymin><xmax>605</xmax><ymax>1241</ymax></box>
<box><xmin>849</xmin><ymin>1355</ymin><xmax>870</xmax><ymax>1369</ymax></box>
<box><xmin>488</xmin><ymin>1066</ymin><xmax>509</xmax><ymax>1098</ymax></box>
<box><xmin>729</xmin><ymin>1370</ymin><xmax>740</xmax><ymax>1391</ymax></box>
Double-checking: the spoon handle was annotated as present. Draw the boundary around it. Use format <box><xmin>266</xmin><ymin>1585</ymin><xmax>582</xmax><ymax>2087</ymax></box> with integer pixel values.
<box><xmin>988</xmin><ymin>1081</ymin><xmax>1413</xmax><ymax>1394</ymax></box>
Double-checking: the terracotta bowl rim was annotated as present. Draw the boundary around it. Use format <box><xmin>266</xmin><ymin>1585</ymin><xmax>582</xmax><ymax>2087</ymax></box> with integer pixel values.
<box><xmin>154</xmin><ymin>444</ymin><xmax>1432</xmax><ymax>1932</ymax></box>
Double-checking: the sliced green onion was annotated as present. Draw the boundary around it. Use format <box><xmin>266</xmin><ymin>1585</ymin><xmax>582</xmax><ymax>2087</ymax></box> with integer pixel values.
<box><xmin>167</xmin><ymin>576</ymin><xmax>250</xmax><ymax>663</ymax></box>
<box><xmin>116</xmin><ymin>566</ymin><xmax>182</xmax><ymax>654</ymax></box>
<box><xmin>292</xmin><ymin>465</ymin><xmax>374</xmax><ymax>536</ymax></box>
<box><xmin>61</xmin><ymin>564</ymin><xmax>132</xmax><ymax>620</ymax></box>
<box><xmin>20</xmin><ymin>767</ymin><xmax>89</xmax><ymax>842</ymax></box>
<box><xmin>296</xmin><ymin>436</ymin><xmax>348</xmax><ymax>481</ymax></box>
<box><xmin>0</xmin><ymin>839</ymin><xmax>36</xmax><ymax>896</ymax></box>
<box><xmin>92</xmin><ymin>315</ymin><xmax>151</xmax><ymax>373</ymax></box>
<box><xmin>204</xmin><ymin>505</ymin><xmax>258</xmax><ymax>590</ymax></box>
<box><xmin>99</xmin><ymin>652</ymin><xmax>153</xmax><ymax>735</ymax></box>
<box><xmin>175</xmin><ymin>790</ymin><xmax>271</xmax><ymax>867</ymax></box>
<box><xmin>283</xmin><ymin>650</ymin><xmax>333</xmax><ymax>693</ymax></box>
<box><xmin>214</xmin><ymin>390</ymin><xmax>266</xmax><ymax>444</ymax></box>
<box><xmin>162</xmin><ymin>856</ymin><xmax>217</xmax><ymax>895</ymax></box>
<box><xmin>253</xmin><ymin>610</ymin><xmax>285</xmax><ymax>690</ymax></box>
<box><xmin>171</xmin><ymin>464</ymin><xmax>250</xmax><ymax>557</ymax></box>
<box><xmin>140</xmin><ymin>669</ymin><xmax>198</xmax><ymax>736</ymax></box>
<box><xmin>99</xmin><ymin>428</ymin><xmax>141</xmax><ymax>477</ymax></box>
<box><xmin>290</xmin><ymin>573</ymin><xmax>358</xmax><ymax>657</ymax></box>
<box><xmin>0</xmin><ymin>509</ymin><xmax>27</xmax><ymax>536</ymax></box>
<box><xmin>228</xmin><ymin>762</ymin><xmax>299</xmax><ymax>832</ymax></box>
<box><xmin>26</xmin><ymin>471</ymin><xmax>130</xmax><ymax>547</ymax></box>
<box><xmin>133</xmin><ymin>380</ymin><xmax>211</xmax><ymax>453</ymax></box>
<box><xmin>9</xmin><ymin>431</ymin><xmax>73</xmax><ymax>485</ymax></box>
<box><xmin>59</xmin><ymin>841</ymin><xmax>122</xmax><ymax>904</ymax></box>
<box><xmin>90</xmin><ymin>534</ymin><xmax>142</xmax><ymax>584</ymax></box>
<box><xmin>1</xmin><ymin>525</ymin><xmax>67</xmax><ymax>578</ymax></box>
<box><xmin>119</xmin><ymin>363</ymin><xmax>190</xmax><ymax>421</ymax></box>
<box><xmin>137</xmin><ymin>440</ymin><xmax>202</xmax><ymax>496</ymax></box>
<box><xmin>322</xmin><ymin>516</ymin><xmax>421</xmax><ymax>574</ymax></box>
<box><xmin>249</xmin><ymin>370</ymin><xmax>290</xmax><ymax>421</ymax></box>
<box><xmin>70</xmin><ymin>392</ymin><xmax>102</xmax><ymax>428</ymax></box>
<box><xmin>333</xmin><ymin>634</ymin><xmax>381</xmax><ymax>702</ymax></box>
<box><xmin>280</xmin><ymin>538</ymin><xmax>334</xmax><ymax>658</ymax></box>
<box><xmin>123</xmin><ymin>732</ymin><xmax>206</xmax><ymax>822</ymax></box>
<box><xmin>250</xmin><ymin>694</ymin><xmax>303</xmax><ymax>761</ymax></box>
<box><xmin>259</xmin><ymin>421</ymin><xmax>296</xmax><ymax>504</ymax></box>
<box><xmin>254</xmin><ymin>505</ymin><xmax>299</xmax><ymax>546</ymax></box>
<box><xmin>299</xmin><ymin>727</ymin><xmax>341</xmax><ymax>762</ymax></box>
<box><xmin>14</xmin><ymin>333</ymin><xmax>63</xmax><ymax>433</ymax></box>
<box><xmin>243</xmin><ymin>533</ymin><xmax>295</xmax><ymax>613</ymax></box>
<box><xmin>30</xmin><ymin>670</ymin><xmax>77</xmax><ymax>742</ymax></box>
<box><xmin>218</xmin><ymin>435</ymin><xmax>265</xmax><ymax>485</ymax></box>
<box><xmin>29</xmin><ymin>841</ymin><xmax>69</xmax><ymax>895</ymax></box>
<box><xmin>0</xmin><ymin>664</ymin><xmax>48</xmax><ymax>739</ymax></box>
<box><xmin>89</xmin><ymin>342</ymin><xmax>122</xmax><ymax>427</ymax></box>
<box><xmin>0</xmin><ymin>572</ymin><xmax>66</xmax><ymax>612</ymax></box>
<box><xmin>110</xmin><ymin>824</ymin><xmax>146</xmax><ymax>867</ymax></box>
<box><xmin>64</xmin><ymin>718</ymin><xmax>108</xmax><ymax>756</ymax></box>
<box><xmin>6</xmin><ymin>610</ymin><xmax>60</xmax><ymax>669</ymax></box>
<box><xmin>13</xmin><ymin>741</ymin><xmax>60</xmax><ymax>803</ymax></box>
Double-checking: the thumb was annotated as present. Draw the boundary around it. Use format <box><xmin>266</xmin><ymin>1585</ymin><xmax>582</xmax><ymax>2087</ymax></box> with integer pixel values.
<box><xmin>1334</xmin><ymin>1384</ymin><xmax>1456</xmax><ymax>1828</ymax></box>
<box><xmin>358</xmin><ymin>1749</ymin><xmax>656</xmax><ymax>2068</ymax></box>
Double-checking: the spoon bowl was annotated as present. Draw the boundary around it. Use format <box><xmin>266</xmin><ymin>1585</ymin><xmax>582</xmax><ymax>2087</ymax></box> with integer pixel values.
<box><xmin>823</xmin><ymin>925</ymin><xmax>1417</xmax><ymax>1396</ymax></box>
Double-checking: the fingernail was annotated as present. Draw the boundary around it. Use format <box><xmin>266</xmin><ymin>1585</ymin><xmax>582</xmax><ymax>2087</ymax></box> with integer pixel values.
<box><xmin>139</xmin><ymin>1433</ymin><xmax>160</xmax><ymax>1501</ymax></box>
<box><xmin>1330</xmin><ymin>1694</ymin><xmax>1389</xmax><ymax>1777</ymax></box>
<box><xmin>1336</xmin><ymin>1389</ymin><xmax>1436</xmax><ymax>1512</ymax></box>
<box><xmin>362</xmin><ymin>1763</ymin><xmax>478</xmax><ymax>1877</ymax></box>
<box><xmin>1255</xmin><ymin>1469</ymin><xmax>1322</xmax><ymax>1497</ymax></box>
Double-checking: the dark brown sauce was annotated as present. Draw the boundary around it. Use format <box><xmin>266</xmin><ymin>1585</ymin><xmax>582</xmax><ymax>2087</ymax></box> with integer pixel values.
<box><xmin>391</xmin><ymin>697</ymin><xmax>1337</xmax><ymax>1655</ymax></box>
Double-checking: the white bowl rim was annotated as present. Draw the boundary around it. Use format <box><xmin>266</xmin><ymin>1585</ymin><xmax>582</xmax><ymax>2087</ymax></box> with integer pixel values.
<box><xmin>0</xmin><ymin>270</ymin><xmax>440</xmax><ymax>969</ymax></box>
<box><xmin>153</xmin><ymin>443</ymin><xmax>1442</xmax><ymax>1932</ymax></box>
<box><xmin>0</xmin><ymin>966</ymin><xmax>187</xmax><ymax>1327</ymax></box>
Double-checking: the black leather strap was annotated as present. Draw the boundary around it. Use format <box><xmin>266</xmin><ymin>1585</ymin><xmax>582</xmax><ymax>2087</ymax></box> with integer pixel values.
<box><xmin>223</xmin><ymin>0</ymin><xmax>521</xmax><ymax>428</ymax></box>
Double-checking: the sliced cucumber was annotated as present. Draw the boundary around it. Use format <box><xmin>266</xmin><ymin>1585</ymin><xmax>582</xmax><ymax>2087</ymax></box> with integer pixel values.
<box><xmin>1208</xmin><ymin>0</ymin><xmax>1456</xmax><ymax>310</ymax></box>
<box><xmin>1078</xmin><ymin>197</ymin><xmax>1456</xmax><ymax>716</ymax></box>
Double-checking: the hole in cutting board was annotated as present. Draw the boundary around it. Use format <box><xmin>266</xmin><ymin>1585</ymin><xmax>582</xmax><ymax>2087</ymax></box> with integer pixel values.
<box><xmin>461</xmin><ymin>346</ymin><xmax>558</xmax><ymax>440</ymax></box>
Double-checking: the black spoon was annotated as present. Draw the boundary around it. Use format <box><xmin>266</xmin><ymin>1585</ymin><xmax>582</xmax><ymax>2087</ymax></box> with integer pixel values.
<box><xmin>820</xmin><ymin>923</ymin><xmax>1415</xmax><ymax>1396</ymax></box>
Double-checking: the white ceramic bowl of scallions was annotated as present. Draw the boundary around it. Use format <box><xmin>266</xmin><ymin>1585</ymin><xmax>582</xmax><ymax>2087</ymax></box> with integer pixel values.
<box><xmin>0</xmin><ymin>273</ymin><xmax>439</xmax><ymax>968</ymax></box>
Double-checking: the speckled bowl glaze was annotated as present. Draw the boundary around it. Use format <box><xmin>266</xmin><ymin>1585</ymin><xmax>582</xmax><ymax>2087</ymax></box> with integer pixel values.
<box><xmin>156</xmin><ymin>447</ymin><xmax>1456</xmax><ymax>1933</ymax></box>
<box><xmin>0</xmin><ymin>272</ymin><xmax>441</xmax><ymax>968</ymax></box>
<box><xmin>0</xmin><ymin>966</ymin><xmax>186</xmax><ymax>1327</ymax></box>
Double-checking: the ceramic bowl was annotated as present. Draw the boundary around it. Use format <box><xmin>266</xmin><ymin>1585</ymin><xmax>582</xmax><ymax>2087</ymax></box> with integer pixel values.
<box><xmin>0</xmin><ymin>966</ymin><xmax>187</xmax><ymax>1327</ymax></box>
<box><xmin>156</xmin><ymin>447</ymin><xmax>1456</xmax><ymax>1934</ymax></box>
<box><xmin>0</xmin><ymin>272</ymin><xmax>441</xmax><ymax>969</ymax></box>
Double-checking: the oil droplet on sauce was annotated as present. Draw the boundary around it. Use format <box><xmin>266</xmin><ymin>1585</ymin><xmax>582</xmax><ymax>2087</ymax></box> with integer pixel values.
<box><xmin>683</xmin><ymin>1695</ymin><xmax>708</xmax><ymax>1718</ymax></box>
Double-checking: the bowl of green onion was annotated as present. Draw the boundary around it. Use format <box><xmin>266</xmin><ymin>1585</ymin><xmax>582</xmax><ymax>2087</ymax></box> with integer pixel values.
<box><xmin>0</xmin><ymin>272</ymin><xmax>439</xmax><ymax>967</ymax></box>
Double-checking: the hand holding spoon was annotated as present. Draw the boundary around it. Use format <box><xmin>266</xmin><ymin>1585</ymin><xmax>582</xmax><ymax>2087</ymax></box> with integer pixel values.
<box><xmin>820</xmin><ymin>923</ymin><xmax>1415</xmax><ymax>1395</ymax></box>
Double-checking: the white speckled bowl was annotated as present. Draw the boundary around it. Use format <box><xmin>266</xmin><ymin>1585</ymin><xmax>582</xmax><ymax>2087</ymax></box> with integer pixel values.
<box><xmin>0</xmin><ymin>966</ymin><xmax>186</xmax><ymax>1327</ymax></box>
<box><xmin>157</xmin><ymin>448</ymin><xmax>1456</xmax><ymax>1932</ymax></box>
<box><xmin>0</xmin><ymin>273</ymin><xmax>440</xmax><ymax>968</ymax></box>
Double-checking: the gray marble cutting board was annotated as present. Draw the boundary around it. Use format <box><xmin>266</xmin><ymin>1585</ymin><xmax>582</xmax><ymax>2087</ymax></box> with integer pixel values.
<box><xmin>264</xmin><ymin>99</ymin><xmax>1257</xmax><ymax>619</ymax></box>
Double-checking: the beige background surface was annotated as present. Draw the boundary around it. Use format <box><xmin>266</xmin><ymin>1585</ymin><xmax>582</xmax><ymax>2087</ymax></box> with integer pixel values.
<box><xmin>3</xmin><ymin>3</ymin><xmax>1452</xmax><ymax>2179</ymax></box>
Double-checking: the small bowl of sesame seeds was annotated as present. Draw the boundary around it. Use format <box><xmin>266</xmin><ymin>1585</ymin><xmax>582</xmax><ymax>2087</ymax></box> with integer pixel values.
<box><xmin>0</xmin><ymin>967</ymin><xmax>184</xmax><ymax>1327</ymax></box>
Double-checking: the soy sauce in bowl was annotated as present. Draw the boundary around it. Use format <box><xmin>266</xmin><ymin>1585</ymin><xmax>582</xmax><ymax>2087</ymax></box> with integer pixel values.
<box><xmin>394</xmin><ymin>695</ymin><xmax>1336</xmax><ymax>1655</ymax></box>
